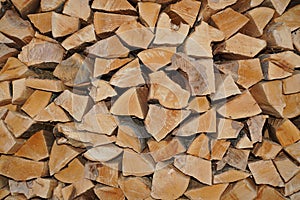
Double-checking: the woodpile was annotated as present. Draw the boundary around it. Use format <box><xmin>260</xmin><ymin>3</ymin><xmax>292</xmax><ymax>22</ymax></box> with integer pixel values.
<box><xmin>0</xmin><ymin>0</ymin><xmax>299</xmax><ymax>199</ymax></box>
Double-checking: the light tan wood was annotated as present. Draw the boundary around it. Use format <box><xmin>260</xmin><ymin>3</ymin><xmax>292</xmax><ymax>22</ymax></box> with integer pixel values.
<box><xmin>285</xmin><ymin>141</ymin><xmax>300</xmax><ymax>163</ymax></box>
<box><xmin>11</xmin><ymin>0</ymin><xmax>39</xmax><ymax>17</ymax></box>
<box><xmin>247</xmin><ymin>115</ymin><xmax>268</xmax><ymax>144</ymax></box>
<box><xmin>0</xmin><ymin>120</ymin><xmax>24</xmax><ymax>154</ymax></box>
<box><xmin>253</xmin><ymin>139</ymin><xmax>282</xmax><ymax>159</ymax></box>
<box><xmin>138</xmin><ymin>2</ymin><xmax>161</xmax><ymax>31</ymax></box>
<box><xmin>0</xmin><ymin>32</ymin><xmax>15</xmax><ymax>46</ymax></box>
<box><xmin>62</xmin><ymin>25</ymin><xmax>96</xmax><ymax>50</ymax></box>
<box><xmin>0</xmin><ymin>45</ymin><xmax>18</xmax><ymax>65</ymax></box>
<box><xmin>54</xmin><ymin>158</ymin><xmax>84</xmax><ymax>184</ymax></box>
<box><xmin>284</xmin><ymin>93</ymin><xmax>300</xmax><ymax>118</ymax></box>
<box><xmin>274</xmin><ymin>153</ymin><xmax>299</xmax><ymax>182</ymax></box>
<box><xmin>118</xmin><ymin>176</ymin><xmax>151</xmax><ymax>200</ymax></box>
<box><xmin>0</xmin><ymin>155</ymin><xmax>47</xmax><ymax>181</ymax></box>
<box><xmin>260</xmin><ymin>55</ymin><xmax>293</xmax><ymax>80</ymax></box>
<box><xmin>222</xmin><ymin>148</ymin><xmax>250</xmax><ymax>170</ymax></box>
<box><xmin>221</xmin><ymin>179</ymin><xmax>257</xmax><ymax>200</ymax></box>
<box><xmin>89</xmin><ymin>80</ymin><xmax>117</xmax><ymax>102</ymax></box>
<box><xmin>122</xmin><ymin>149</ymin><xmax>155</xmax><ymax>176</ymax></box>
<box><xmin>213</xmin><ymin>169</ymin><xmax>250</xmax><ymax>184</ymax></box>
<box><xmin>41</xmin><ymin>0</ymin><xmax>65</xmax><ymax>11</ymax></box>
<box><xmin>51</xmin><ymin>12</ymin><xmax>79</xmax><ymax>38</ymax></box>
<box><xmin>35</xmin><ymin>102</ymin><xmax>70</xmax><ymax>122</ymax></box>
<box><xmin>61</xmin><ymin>178</ymin><xmax>94</xmax><ymax>199</ymax></box>
<box><xmin>231</xmin><ymin>0</ymin><xmax>264</xmax><ymax>12</ymax></box>
<box><xmin>0</xmin><ymin>81</ymin><xmax>11</xmax><ymax>106</ymax></box>
<box><xmin>63</xmin><ymin>0</ymin><xmax>91</xmax><ymax>21</ymax></box>
<box><xmin>151</xmin><ymin>162</ymin><xmax>190</xmax><ymax>200</ymax></box>
<box><xmin>94</xmin><ymin>185</ymin><xmax>125</xmax><ymax>200</ymax></box>
<box><xmin>214</xmin><ymin>33</ymin><xmax>266</xmax><ymax>58</ymax></box>
<box><xmin>153</xmin><ymin>12</ymin><xmax>190</xmax><ymax>46</ymax></box>
<box><xmin>185</xmin><ymin>184</ymin><xmax>228</xmax><ymax>200</ymax></box>
<box><xmin>285</xmin><ymin>171</ymin><xmax>300</xmax><ymax>196</ymax></box>
<box><xmin>274</xmin><ymin>4</ymin><xmax>300</xmax><ymax>31</ymax></box>
<box><xmin>83</xmin><ymin>144</ymin><xmax>123</xmax><ymax>162</ymax></box>
<box><xmin>211</xmin><ymin>8</ymin><xmax>249</xmax><ymax>39</ymax></box>
<box><xmin>187</xmin><ymin>97</ymin><xmax>210</xmax><ymax>113</ymax></box>
<box><xmin>92</xmin><ymin>0</ymin><xmax>136</xmax><ymax>12</ymax></box>
<box><xmin>292</xmin><ymin>29</ymin><xmax>300</xmax><ymax>51</ymax></box>
<box><xmin>25</xmin><ymin>78</ymin><xmax>65</xmax><ymax>92</ymax></box>
<box><xmin>187</xmin><ymin>134</ymin><xmax>210</xmax><ymax>159</ymax></box>
<box><xmin>185</xmin><ymin>21</ymin><xmax>224</xmax><ymax>58</ymax></box>
<box><xmin>138</xmin><ymin>48</ymin><xmax>174</xmax><ymax>71</ymax></box>
<box><xmin>256</xmin><ymin>185</ymin><xmax>286</xmax><ymax>200</ymax></box>
<box><xmin>94</xmin><ymin>58</ymin><xmax>132</xmax><ymax>77</ymax></box>
<box><xmin>28</xmin><ymin>12</ymin><xmax>52</xmax><ymax>33</ymax></box>
<box><xmin>217</xmin><ymin>118</ymin><xmax>244</xmax><ymax>139</ymax></box>
<box><xmin>264</xmin><ymin>23</ymin><xmax>294</xmax><ymax>50</ymax></box>
<box><xmin>0</xmin><ymin>57</ymin><xmax>33</xmax><ymax>82</ymax></box>
<box><xmin>4</xmin><ymin>111</ymin><xmax>34</xmax><ymax>138</ymax></box>
<box><xmin>0</xmin><ymin>187</ymin><xmax>9</xmax><ymax>199</ymax></box>
<box><xmin>236</xmin><ymin>133</ymin><xmax>253</xmax><ymax>149</ymax></box>
<box><xmin>207</xmin><ymin>0</ymin><xmax>237</xmax><ymax>10</ymax></box>
<box><xmin>248</xmin><ymin>160</ymin><xmax>284</xmax><ymax>187</ymax></box>
<box><xmin>49</xmin><ymin>142</ymin><xmax>82</xmax><ymax>175</ymax></box>
<box><xmin>283</xmin><ymin>72</ymin><xmax>300</xmax><ymax>94</ymax></box>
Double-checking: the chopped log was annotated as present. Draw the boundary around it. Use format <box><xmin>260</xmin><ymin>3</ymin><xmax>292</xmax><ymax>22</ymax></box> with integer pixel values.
<box><xmin>25</xmin><ymin>78</ymin><xmax>65</xmax><ymax>93</ymax></box>
<box><xmin>122</xmin><ymin>149</ymin><xmax>155</xmax><ymax>176</ymax></box>
<box><xmin>223</xmin><ymin>148</ymin><xmax>250</xmax><ymax>170</ymax></box>
<box><xmin>257</xmin><ymin>185</ymin><xmax>286</xmax><ymax>200</ymax></box>
<box><xmin>110</xmin><ymin>87</ymin><xmax>148</xmax><ymax>119</ymax></box>
<box><xmin>34</xmin><ymin>32</ymin><xmax>59</xmax><ymax>44</ymax></box>
<box><xmin>251</xmin><ymin>81</ymin><xmax>285</xmax><ymax>117</ymax></box>
<box><xmin>213</xmin><ymin>169</ymin><xmax>250</xmax><ymax>184</ymax></box>
<box><xmin>138</xmin><ymin>2</ymin><xmax>161</xmax><ymax>31</ymax></box>
<box><xmin>151</xmin><ymin>162</ymin><xmax>190</xmax><ymax>200</ymax></box>
<box><xmin>240</xmin><ymin>7</ymin><xmax>275</xmax><ymax>37</ymax></box>
<box><xmin>260</xmin><ymin>55</ymin><xmax>293</xmax><ymax>80</ymax></box>
<box><xmin>168</xmin><ymin>0</ymin><xmax>201</xmax><ymax>26</ymax></box>
<box><xmin>28</xmin><ymin>12</ymin><xmax>52</xmax><ymax>34</ymax></box>
<box><xmin>10</xmin><ymin>0</ymin><xmax>39</xmax><ymax>17</ymax></box>
<box><xmin>94</xmin><ymin>185</ymin><xmax>124</xmax><ymax>200</ymax></box>
<box><xmin>247</xmin><ymin>115</ymin><xmax>268</xmax><ymax>144</ymax></box>
<box><xmin>216</xmin><ymin>58</ymin><xmax>263</xmax><ymax>89</ymax></box>
<box><xmin>211</xmin><ymin>139</ymin><xmax>231</xmax><ymax>160</ymax></box>
<box><xmin>269</xmin><ymin>118</ymin><xmax>300</xmax><ymax>147</ymax></box>
<box><xmin>138</xmin><ymin>48</ymin><xmax>174</xmax><ymax>71</ymax></box>
<box><xmin>0</xmin><ymin>45</ymin><xmax>18</xmax><ymax>65</ymax></box>
<box><xmin>145</xmin><ymin>104</ymin><xmax>190</xmax><ymax>141</ymax></box>
<box><xmin>236</xmin><ymin>133</ymin><xmax>254</xmax><ymax>149</ymax></box>
<box><xmin>18</xmin><ymin>38</ymin><xmax>65</xmax><ymax>66</ymax></box>
<box><xmin>93</xmin><ymin>57</ymin><xmax>132</xmax><ymax>77</ymax></box>
<box><xmin>40</xmin><ymin>0</ymin><xmax>65</xmax><ymax>12</ymax></box>
<box><xmin>211</xmin><ymin>8</ymin><xmax>249</xmax><ymax>39</ymax></box>
<box><xmin>4</xmin><ymin>111</ymin><xmax>34</xmax><ymax>138</ymax></box>
<box><xmin>207</xmin><ymin>0</ymin><xmax>237</xmax><ymax>10</ymax></box>
<box><xmin>231</xmin><ymin>0</ymin><xmax>264</xmax><ymax>13</ymax></box>
<box><xmin>116</xmin><ymin>21</ymin><xmax>154</xmax><ymax>49</ymax></box>
<box><xmin>175</xmin><ymin>109</ymin><xmax>216</xmax><ymax>136</ymax></box>
<box><xmin>274</xmin><ymin>4</ymin><xmax>300</xmax><ymax>31</ymax></box>
<box><xmin>48</xmin><ymin>142</ymin><xmax>82</xmax><ymax>175</ymax></box>
<box><xmin>61</xmin><ymin>178</ymin><xmax>94</xmax><ymax>199</ymax></box>
<box><xmin>12</xmin><ymin>79</ymin><xmax>33</xmax><ymax>105</ymax></box>
<box><xmin>0</xmin><ymin>10</ymin><xmax>34</xmax><ymax>45</ymax></box>
<box><xmin>0</xmin><ymin>32</ymin><xmax>15</xmax><ymax>46</ymax></box>
<box><xmin>54</xmin><ymin>158</ymin><xmax>84</xmax><ymax>183</ymax></box>
<box><xmin>284</xmin><ymin>141</ymin><xmax>300</xmax><ymax>163</ymax></box>
<box><xmin>263</xmin><ymin>0</ymin><xmax>290</xmax><ymax>15</ymax></box>
<box><xmin>148</xmin><ymin>137</ymin><xmax>186</xmax><ymax>162</ymax></box>
<box><xmin>285</xmin><ymin>172</ymin><xmax>300</xmax><ymax>196</ymax></box>
<box><xmin>284</xmin><ymin>93</ymin><xmax>300</xmax><ymax>118</ymax></box>
<box><xmin>274</xmin><ymin>152</ymin><xmax>299</xmax><ymax>182</ymax></box>
<box><xmin>185</xmin><ymin>184</ymin><xmax>228</xmax><ymax>200</ymax></box>
<box><xmin>248</xmin><ymin>160</ymin><xmax>284</xmax><ymax>187</ymax></box>
<box><xmin>292</xmin><ymin>29</ymin><xmax>300</xmax><ymax>51</ymax></box>
<box><xmin>283</xmin><ymin>72</ymin><xmax>300</xmax><ymax>94</ymax></box>
<box><xmin>54</xmin><ymin>90</ymin><xmax>89</xmax><ymax>121</ymax></box>
<box><xmin>174</xmin><ymin>154</ymin><xmax>212</xmax><ymax>185</ymax></box>
<box><xmin>0</xmin><ymin>187</ymin><xmax>9</xmax><ymax>199</ymax></box>
<box><xmin>0</xmin><ymin>155</ymin><xmax>47</xmax><ymax>181</ymax></box>
<box><xmin>253</xmin><ymin>139</ymin><xmax>282</xmax><ymax>159</ymax></box>
<box><xmin>263</xmin><ymin>23</ymin><xmax>294</xmax><ymax>50</ymax></box>
<box><xmin>61</xmin><ymin>25</ymin><xmax>96</xmax><ymax>51</ymax></box>
<box><xmin>217</xmin><ymin>118</ymin><xmax>244</xmax><ymax>139</ymax></box>
<box><xmin>187</xmin><ymin>134</ymin><xmax>210</xmax><ymax>159</ymax></box>
<box><xmin>35</xmin><ymin>102</ymin><xmax>70</xmax><ymax>122</ymax></box>
<box><xmin>0</xmin><ymin>120</ymin><xmax>24</xmax><ymax>154</ymax></box>
<box><xmin>89</xmin><ymin>80</ymin><xmax>117</xmax><ymax>102</ymax></box>
<box><xmin>15</xmin><ymin>130</ymin><xmax>53</xmax><ymax>161</ymax></box>
<box><xmin>214</xmin><ymin>33</ymin><xmax>267</xmax><ymax>59</ymax></box>
<box><xmin>118</xmin><ymin>176</ymin><xmax>151</xmax><ymax>200</ymax></box>
<box><xmin>149</xmin><ymin>71</ymin><xmax>190</xmax><ymax>109</ymax></box>
<box><xmin>217</xmin><ymin>90</ymin><xmax>262</xmax><ymax>119</ymax></box>
<box><xmin>85</xmin><ymin>36</ymin><xmax>130</xmax><ymax>58</ymax></box>
<box><xmin>187</xmin><ymin>97</ymin><xmax>210</xmax><ymax>113</ymax></box>
<box><xmin>0</xmin><ymin>81</ymin><xmax>11</xmax><ymax>106</ymax></box>
<box><xmin>185</xmin><ymin>21</ymin><xmax>224</xmax><ymax>58</ymax></box>
<box><xmin>211</xmin><ymin>73</ymin><xmax>241</xmax><ymax>101</ymax></box>
<box><xmin>51</xmin><ymin>12</ymin><xmax>79</xmax><ymax>38</ymax></box>
<box><xmin>83</xmin><ymin>144</ymin><xmax>123</xmax><ymax>162</ymax></box>
<box><xmin>63</xmin><ymin>0</ymin><xmax>91</xmax><ymax>21</ymax></box>
<box><xmin>110</xmin><ymin>59</ymin><xmax>145</xmax><ymax>88</ymax></box>
<box><xmin>153</xmin><ymin>12</ymin><xmax>190</xmax><ymax>46</ymax></box>
<box><xmin>91</xmin><ymin>0</ymin><xmax>136</xmax><ymax>12</ymax></box>
<box><xmin>21</xmin><ymin>90</ymin><xmax>52</xmax><ymax>118</ymax></box>
<box><xmin>221</xmin><ymin>179</ymin><xmax>257</xmax><ymax>200</ymax></box>
<box><xmin>84</xmin><ymin>161</ymin><xmax>120</xmax><ymax>187</ymax></box>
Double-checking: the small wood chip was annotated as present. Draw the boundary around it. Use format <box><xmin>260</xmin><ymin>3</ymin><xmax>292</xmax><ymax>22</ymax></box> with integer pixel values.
<box><xmin>274</xmin><ymin>153</ymin><xmax>299</xmax><ymax>182</ymax></box>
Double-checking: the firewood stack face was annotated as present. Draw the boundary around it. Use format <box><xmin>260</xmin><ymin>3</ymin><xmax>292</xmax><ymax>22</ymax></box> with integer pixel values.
<box><xmin>0</xmin><ymin>0</ymin><xmax>300</xmax><ymax>199</ymax></box>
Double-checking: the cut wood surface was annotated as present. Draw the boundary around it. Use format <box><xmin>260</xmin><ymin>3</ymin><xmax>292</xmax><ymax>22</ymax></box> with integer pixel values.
<box><xmin>0</xmin><ymin>0</ymin><xmax>299</xmax><ymax>199</ymax></box>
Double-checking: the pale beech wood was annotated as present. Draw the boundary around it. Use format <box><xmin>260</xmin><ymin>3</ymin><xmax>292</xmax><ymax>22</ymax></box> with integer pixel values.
<box><xmin>4</xmin><ymin>111</ymin><xmax>34</xmax><ymax>138</ymax></box>
<box><xmin>92</xmin><ymin>0</ymin><xmax>136</xmax><ymax>12</ymax></box>
<box><xmin>54</xmin><ymin>158</ymin><xmax>84</xmax><ymax>184</ymax></box>
<box><xmin>35</xmin><ymin>102</ymin><xmax>70</xmax><ymax>122</ymax></box>
<box><xmin>0</xmin><ymin>45</ymin><xmax>18</xmax><ymax>65</ymax></box>
<box><xmin>0</xmin><ymin>155</ymin><xmax>48</xmax><ymax>181</ymax></box>
<box><xmin>89</xmin><ymin>80</ymin><xmax>117</xmax><ymax>102</ymax></box>
<box><xmin>253</xmin><ymin>139</ymin><xmax>282</xmax><ymax>159</ymax></box>
<box><xmin>213</xmin><ymin>169</ymin><xmax>250</xmax><ymax>184</ymax></box>
<box><xmin>138</xmin><ymin>48</ymin><xmax>174</xmax><ymax>71</ymax></box>
<box><xmin>118</xmin><ymin>176</ymin><xmax>151</xmax><ymax>200</ymax></box>
<box><xmin>63</xmin><ymin>0</ymin><xmax>91</xmax><ymax>21</ymax></box>
<box><xmin>285</xmin><ymin>141</ymin><xmax>300</xmax><ymax>163</ymax></box>
<box><xmin>256</xmin><ymin>185</ymin><xmax>286</xmax><ymax>200</ymax></box>
<box><xmin>217</xmin><ymin>118</ymin><xmax>244</xmax><ymax>139</ymax></box>
<box><xmin>145</xmin><ymin>104</ymin><xmax>190</xmax><ymax>141</ymax></box>
<box><xmin>285</xmin><ymin>172</ymin><xmax>300</xmax><ymax>196</ymax></box>
<box><xmin>41</xmin><ymin>0</ymin><xmax>65</xmax><ymax>12</ymax></box>
<box><xmin>51</xmin><ymin>12</ymin><xmax>79</xmax><ymax>38</ymax></box>
<box><xmin>248</xmin><ymin>160</ymin><xmax>284</xmax><ymax>187</ymax></box>
<box><xmin>291</xmin><ymin>192</ymin><xmax>300</xmax><ymax>200</ymax></box>
<box><xmin>283</xmin><ymin>72</ymin><xmax>300</xmax><ymax>94</ymax></box>
<box><xmin>94</xmin><ymin>185</ymin><xmax>125</xmax><ymax>200</ymax></box>
<box><xmin>94</xmin><ymin>58</ymin><xmax>132</xmax><ymax>77</ymax></box>
<box><xmin>274</xmin><ymin>153</ymin><xmax>300</xmax><ymax>182</ymax></box>
<box><xmin>28</xmin><ymin>12</ymin><xmax>52</xmax><ymax>34</ymax></box>
<box><xmin>274</xmin><ymin>4</ymin><xmax>300</xmax><ymax>31</ymax></box>
<box><xmin>0</xmin><ymin>57</ymin><xmax>33</xmax><ymax>82</ymax></box>
<box><xmin>83</xmin><ymin>144</ymin><xmax>123</xmax><ymax>162</ymax></box>
<box><xmin>207</xmin><ymin>0</ymin><xmax>237</xmax><ymax>10</ymax></box>
<box><xmin>247</xmin><ymin>115</ymin><xmax>268</xmax><ymax>143</ymax></box>
<box><xmin>211</xmin><ymin>8</ymin><xmax>249</xmax><ymax>39</ymax></box>
<box><xmin>264</xmin><ymin>23</ymin><xmax>294</xmax><ymax>50</ymax></box>
<box><xmin>0</xmin><ymin>120</ymin><xmax>24</xmax><ymax>154</ymax></box>
<box><xmin>236</xmin><ymin>133</ymin><xmax>253</xmax><ymax>149</ymax></box>
<box><xmin>221</xmin><ymin>179</ymin><xmax>257</xmax><ymax>200</ymax></box>
<box><xmin>222</xmin><ymin>148</ymin><xmax>250</xmax><ymax>170</ymax></box>
<box><xmin>284</xmin><ymin>93</ymin><xmax>300</xmax><ymax>118</ymax></box>
<box><xmin>187</xmin><ymin>134</ymin><xmax>210</xmax><ymax>159</ymax></box>
<box><xmin>185</xmin><ymin>184</ymin><xmax>228</xmax><ymax>200</ymax></box>
<box><xmin>187</xmin><ymin>97</ymin><xmax>210</xmax><ymax>113</ymax></box>
<box><xmin>138</xmin><ymin>2</ymin><xmax>161</xmax><ymax>31</ymax></box>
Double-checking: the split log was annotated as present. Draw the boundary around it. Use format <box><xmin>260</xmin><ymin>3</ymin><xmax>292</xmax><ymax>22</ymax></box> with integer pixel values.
<box><xmin>122</xmin><ymin>149</ymin><xmax>155</xmax><ymax>176</ymax></box>
<box><xmin>285</xmin><ymin>171</ymin><xmax>300</xmax><ymax>196</ymax></box>
<box><xmin>12</xmin><ymin>79</ymin><xmax>33</xmax><ymax>105</ymax></box>
<box><xmin>35</xmin><ymin>102</ymin><xmax>70</xmax><ymax>122</ymax></box>
<box><xmin>174</xmin><ymin>154</ymin><xmax>212</xmax><ymax>185</ymax></box>
<box><xmin>4</xmin><ymin>111</ymin><xmax>34</xmax><ymax>138</ymax></box>
<box><xmin>118</xmin><ymin>176</ymin><xmax>151</xmax><ymax>200</ymax></box>
<box><xmin>217</xmin><ymin>118</ymin><xmax>244</xmax><ymax>139</ymax></box>
<box><xmin>151</xmin><ymin>162</ymin><xmax>190</xmax><ymax>200</ymax></box>
<box><xmin>145</xmin><ymin>104</ymin><xmax>190</xmax><ymax>141</ymax></box>
<box><xmin>138</xmin><ymin>48</ymin><xmax>174</xmax><ymax>71</ymax></box>
<box><xmin>285</xmin><ymin>141</ymin><xmax>300</xmax><ymax>163</ymax></box>
<box><xmin>40</xmin><ymin>0</ymin><xmax>65</xmax><ymax>12</ymax></box>
<box><xmin>248</xmin><ymin>160</ymin><xmax>284</xmax><ymax>187</ymax></box>
<box><xmin>217</xmin><ymin>90</ymin><xmax>262</xmax><ymax>119</ymax></box>
<box><xmin>51</xmin><ymin>12</ymin><xmax>80</xmax><ymax>38</ymax></box>
<box><xmin>54</xmin><ymin>158</ymin><xmax>84</xmax><ymax>184</ymax></box>
<box><xmin>28</xmin><ymin>12</ymin><xmax>52</xmax><ymax>34</ymax></box>
<box><xmin>110</xmin><ymin>87</ymin><xmax>148</xmax><ymax>119</ymax></box>
<box><xmin>110</xmin><ymin>59</ymin><xmax>145</xmax><ymax>88</ymax></box>
<box><xmin>89</xmin><ymin>80</ymin><xmax>117</xmax><ymax>102</ymax></box>
<box><xmin>0</xmin><ymin>33</ymin><xmax>15</xmax><ymax>46</ymax></box>
<box><xmin>260</xmin><ymin>55</ymin><xmax>293</xmax><ymax>80</ymax></box>
<box><xmin>214</xmin><ymin>33</ymin><xmax>267</xmax><ymax>59</ymax></box>
<box><xmin>93</xmin><ymin>57</ymin><xmax>132</xmax><ymax>78</ymax></box>
<box><xmin>240</xmin><ymin>7</ymin><xmax>275</xmax><ymax>37</ymax></box>
<box><xmin>247</xmin><ymin>115</ymin><xmax>268</xmax><ymax>143</ymax></box>
<box><xmin>94</xmin><ymin>185</ymin><xmax>124</xmax><ymax>200</ymax></box>
<box><xmin>138</xmin><ymin>2</ymin><xmax>161</xmax><ymax>31</ymax></box>
<box><xmin>212</xmin><ymin>139</ymin><xmax>231</xmax><ymax>160</ymax></box>
<box><xmin>273</xmin><ymin>153</ymin><xmax>299</xmax><ymax>182</ymax></box>
<box><xmin>48</xmin><ymin>142</ymin><xmax>82</xmax><ymax>175</ymax></box>
<box><xmin>61</xmin><ymin>178</ymin><xmax>94</xmax><ymax>199</ymax></box>
<box><xmin>25</xmin><ymin>78</ymin><xmax>64</xmax><ymax>93</ymax></box>
<box><xmin>61</xmin><ymin>25</ymin><xmax>96</xmax><ymax>51</ymax></box>
<box><xmin>284</xmin><ymin>93</ymin><xmax>300</xmax><ymax>118</ymax></box>
<box><xmin>83</xmin><ymin>144</ymin><xmax>123</xmax><ymax>162</ymax></box>
<box><xmin>0</xmin><ymin>81</ymin><xmax>11</xmax><ymax>106</ymax></box>
<box><xmin>62</xmin><ymin>0</ymin><xmax>91</xmax><ymax>21</ymax></box>
<box><xmin>207</xmin><ymin>0</ymin><xmax>237</xmax><ymax>10</ymax></box>
<box><xmin>213</xmin><ymin>169</ymin><xmax>250</xmax><ymax>184</ymax></box>
<box><xmin>0</xmin><ymin>155</ymin><xmax>48</xmax><ymax>181</ymax></box>
<box><xmin>222</xmin><ymin>148</ymin><xmax>250</xmax><ymax>170</ymax></box>
<box><xmin>283</xmin><ymin>72</ymin><xmax>300</xmax><ymax>94</ymax></box>
<box><xmin>292</xmin><ymin>29</ymin><xmax>300</xmax><ymax>51</ymax></box>
<box><xmin>211</xmin><ymin>8</ymin><xmax>249</xmax><ymax>39</ymax></box>
<box><xmin>187</xmin><ymin>134</ymin><xmax>210</xmax><ymax>159</ymax></box>
<box><xmin>0</xmin><ymin>120</ymin><xmax>24</xmax><ymax>154</ymax></box>
<box><xmin>221</xmin><ymin>179</ymin><xmax>257</xmax><ymax>200</ymax></box>
<box><xmin>187</xmin><ymin>97</ymin><xmax>210</xmax><ymax>113</ymax></box>
<box><xmin>11</xmin><ymin>0</ymin><xmax>39</xmax><ymax>17</ymax></box>
<box><xmin>231</xmin><ymin>0</ymin><xmax>264</xmax><ymax>13</ymax></box>
<box><xmin>148</xmin><ymin>137</ymin><xmax>186</xmax><ymax>162</ymax></box>
<box><xmin>274</xmin><ymin>4</ymin><xmax>300</xmax><ymax>31</ymax></box>
<box><xmin>185</xmin><ymin>184</ymin><xmax>228</xmax><ymax>200</ymax></box>
<box><xmin>0</xmin><ymin>45</ymin><xmax>18</xmax><ymax>65</ymax></box>
<box><xmin>0</xmin><ymin>187</ymin><xmax>9</xmax><ymax>199</ymax></box>
<box><xmin>236</xmin><ymin>133</ymin><xmax>253</xmax><ymax>149</ymax></box>
<box><xmin>263</xmin><ymin>0</ymin><xmax>290</xmax><ymax>15</ymax></box>
<box><xmin>185</xmin><ymin>21</ymin><xmax>224</xmax><ymax>58</ymax></box>
<box><xmin>253</xmin><ymin>139</ymin><xmax>282</xmax><ymax>159</ymax></box>
<box><xmin>257</xmin><ymin>185</ymin><xmax>286</xmax><ymax>200</ymax></box>
<box><xmin>149</xmin><ymin>71</ymin><xmax>190</xmax><ymax>109</ymax></box>
<box><xmin>153</xmin><ymin>12</ymin><xmax>190</xmax><ymax>46</ymax></box>
<box><xmin>91</xmin><ymin>0</ymin><xmax>136</xmax><ymax>12</ymax></box>
<box><xmin>15</xmin><ymin>130</ymin><xmax>53</xmax><ymax>161</ymax></box>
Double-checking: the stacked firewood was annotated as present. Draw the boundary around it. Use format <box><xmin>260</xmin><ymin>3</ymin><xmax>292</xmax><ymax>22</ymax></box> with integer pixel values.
<box><xmin>0</xmin><ymin>0</ymin><xmax>300</xmax><ymax>199</ymax></box>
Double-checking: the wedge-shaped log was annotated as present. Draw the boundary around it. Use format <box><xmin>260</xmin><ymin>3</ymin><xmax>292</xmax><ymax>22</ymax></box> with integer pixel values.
<box><xmin>63</xmin><ymin>0</ymin><xmax>91</xmax><ymax>21</ymax></box>
<box><xmin>83</xmin><ymin>144</ymin><xmax>123</xmax><ymax>162</ymax></box>
<box><xmin>118</xmin><ymin>176</ymin><xmax>151</xmax><ymax>200</ymax></box>
<box><xmin>138</xmin><ymin>2</ymin><xmax>161</xmax><ymax>31</ymax></box>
